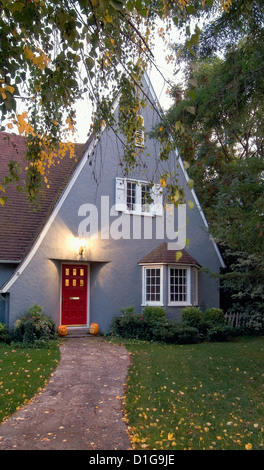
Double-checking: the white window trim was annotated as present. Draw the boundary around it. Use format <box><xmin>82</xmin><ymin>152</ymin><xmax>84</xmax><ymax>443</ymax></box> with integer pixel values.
<box><xmin>115</xmin><ymin>177</ymin><xmax>163</xmax><ymax>217</ymax></box>
<box><xmin>168</xmin><ymin>265</ymin><xmax>192</xmax><ymax>307</ymax></box>
<box><xmin>193</xmin><ymin>267</ymin><xmax>199</xmax><ymax>306</ymax></box>
<box><xmin>142</xmin><ymin>265</ymin><xmax>164</xmax><ymax>306</ymax></box>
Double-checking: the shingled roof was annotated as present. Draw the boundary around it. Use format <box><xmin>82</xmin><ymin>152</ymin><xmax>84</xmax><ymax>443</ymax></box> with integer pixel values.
<box><xmin>0</xmin><ymin>132</ymin><xmax>87</xmax><ymax>262</ymax></box>
<box><xmin>138</xmin><ymin>243</ymin><xmax>201</xmax><ymax>267</ymax></box>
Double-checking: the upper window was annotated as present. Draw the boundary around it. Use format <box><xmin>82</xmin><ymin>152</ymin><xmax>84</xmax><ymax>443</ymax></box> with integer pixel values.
<box><xmin>115</xmin><ymin>177</ymin><xmax>163</xmax><ymax>216</ymax></box>
<box><xmin>126</xmin><ymin>180</ymin><xmax>151</xmax><ymax>213</ymax></box>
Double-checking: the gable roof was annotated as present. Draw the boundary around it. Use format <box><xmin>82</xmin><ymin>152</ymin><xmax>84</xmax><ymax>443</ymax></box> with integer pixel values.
<box><xmin>0</xmin><ymin>132</ymin><xmax>87</xmax><ymax>262</ymax></box>
<box><xmin>0</xmin><ymin>73</ymin><xmax>224</xmax><ymax>295</ymax></box>
<box><xmin>138</xmin><ymin>243</ymin><xmax>201</xmax><ymax>267</ymax></box>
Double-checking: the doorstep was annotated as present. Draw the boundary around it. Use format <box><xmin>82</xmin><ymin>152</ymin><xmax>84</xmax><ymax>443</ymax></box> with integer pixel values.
<box><xmin>65</xmin><ymin>327</ymin><xmax>91</xmax><ymax>338</ymax></box>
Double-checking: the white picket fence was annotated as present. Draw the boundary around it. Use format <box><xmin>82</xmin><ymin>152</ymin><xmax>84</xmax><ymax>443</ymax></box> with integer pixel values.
<box><xmin>225</xmin><ymin>312</ymin><xmax>243</xmax><ymax>327</ymax></box>
<box><xmin>225</xmin><ymin>312</ymin><xmax>264</xmax><ymax>328</ymax></box>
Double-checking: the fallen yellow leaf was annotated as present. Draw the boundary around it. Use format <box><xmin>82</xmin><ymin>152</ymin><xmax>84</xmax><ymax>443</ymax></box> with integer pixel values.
<box><xmin>245</xmin><ymin>443</ymin><xmax>253</xmax><ymax>450</ymax></box>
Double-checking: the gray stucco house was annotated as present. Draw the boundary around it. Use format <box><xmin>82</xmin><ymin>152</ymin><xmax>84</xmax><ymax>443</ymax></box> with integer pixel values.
<box><xmin>0</xmin><ymin>75</ymin><xmax>224</xmax><ymax>333</ymax></box>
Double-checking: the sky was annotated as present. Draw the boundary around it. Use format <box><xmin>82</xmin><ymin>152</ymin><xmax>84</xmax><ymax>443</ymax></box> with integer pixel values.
<box><xmin>73</xmin><ymin>65</ymin><xmax>176</xmax><ymax>143</ymax></box>
<box><xmin>1</xmin><ymin>19</ymin><xmax>183</xmax><ymax>145</ymax></box>
<box><xmin>73</xmin><ymin>25</ymin><xmax>182</xmax><ymax>143</ymax></box>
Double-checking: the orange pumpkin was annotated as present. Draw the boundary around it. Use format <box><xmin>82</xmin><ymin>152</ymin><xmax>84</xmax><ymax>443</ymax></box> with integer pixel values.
<box><xmin>58</xmin><ymin>325</ymin><xmax>67</xmax><ymax>336</ymax></box>
<box><xmin>89</xmin><ymin>322</ymin><xmax>99</xmax><ymax>335</ymax></box>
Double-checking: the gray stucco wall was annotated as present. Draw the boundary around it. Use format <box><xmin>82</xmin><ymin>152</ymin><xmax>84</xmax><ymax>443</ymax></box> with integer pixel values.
<box><xmin>3</xmin><ymin>82</ymin><xmax>223</xmax><ymax>332</ymax></box>
<box><xmin>0</xmin><ymin>263</ymin><xmax>18</xmax><ymax>287</ymax></box>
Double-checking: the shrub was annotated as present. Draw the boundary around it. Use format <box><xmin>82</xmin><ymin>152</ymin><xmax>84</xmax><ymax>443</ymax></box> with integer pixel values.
<box><xmin>207</xmin><ymin>324</ymin><xmax>236</xmax><ymax>342</ymax></box>
<box><xmin>142</xmin><ymin>306</ymin><xmax>168</xmax><ymax>341</ymax></box>
<box><xmin>111</xmin><ymin>306</ymin><xmax>168</xmax><ymax>341</ymax></box>
<box><xmin>143</xmin><ymin>306</ymin><xmax>167</xmax><ymax>325</ymax></box>
<box><xmin>111</xmin><ymin>306</ymin><xmax>201</xmax><ymax>344</ymax></box>
<box><xmin>181</xmin><ymin>307</ymin><xmax>207</xmax><ymax>334</ymax></box>
<box><xmin>111</xmin><ymin>305</ymin><xmax>237</xmax><ymax>345</ymax></box>
<box><xmin>204</xmin><ymin>308</ymin><xmax>225</xmax><ymax>326</ymax></box>
<box><xmin>110</xmin><ymin>307</ymin><xmax>147</xmax><ymax>339</ymax></box>
<box><xmin>0</xmin><ymin>322</ymin><xmax>10</xmax><ymax>344</ymax></box>
<box><xmin>241</xmin><ymin>311</ymin><xmax>264</xmax><ymax>335</ymax></box>
<box><xmin>161</xmin><ymin>320</ymin><xmax>201</xmax><ymax>344</ymax></box>
<box><xmin>12</xmin><ymin>305</ymin><xmax>57</xmax><ymax>345</ymax></box>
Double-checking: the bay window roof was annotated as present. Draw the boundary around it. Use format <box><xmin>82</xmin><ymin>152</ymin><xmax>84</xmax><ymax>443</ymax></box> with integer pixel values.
<box><xmin>138</xmin><ymin>243</ymin><xmax>201</xmax><ymax>267</ymax></box>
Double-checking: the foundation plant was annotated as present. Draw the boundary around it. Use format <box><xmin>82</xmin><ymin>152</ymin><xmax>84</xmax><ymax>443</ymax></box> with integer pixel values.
<box><xmin>110</xmin><ymin>306</ymin><xmax>236</xmax><ymax>344</ymax></box>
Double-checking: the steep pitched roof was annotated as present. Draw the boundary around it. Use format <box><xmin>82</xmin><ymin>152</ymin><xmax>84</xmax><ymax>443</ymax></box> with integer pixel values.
<box><xmin>138</xmin><ymin>243</ymin><xmax>201</xmax><ymax>267</ymax></box>
<box><xmin>0</xmin><ymin>132</ymin><xmax>86</xmax><ymax>262</ymax></box>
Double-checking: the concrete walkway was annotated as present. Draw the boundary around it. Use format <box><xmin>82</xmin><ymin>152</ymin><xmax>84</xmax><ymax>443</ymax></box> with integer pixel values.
<box><xmin>0</xmin><ymin>337</ymin><xmax>132</xmax><ymax>450</ymax></box>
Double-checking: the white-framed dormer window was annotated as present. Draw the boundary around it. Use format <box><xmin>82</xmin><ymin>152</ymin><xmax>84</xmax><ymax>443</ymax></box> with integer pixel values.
<box><xmin>135</xmin><ymin>115</ymin><xmax>145</xmax><ymax>148</ymax></box>
<box><xmin>142</xmin><ymin>265</ymin><xmax>164</xmax><ymax>306</ymax></box>
<box><xmin>115</xmin><ymin>177</ymin><xmax>163</xmax><ymax>216</ymax></box>
<box><xmin>126</xmin><ymin>180</ymin><xmax>151</xmax><ymax>213</ymax></box>
<box><xmin>168</xmin><ymin>266</ymin><xmax>191</xmax><ymax>306</ymax></box>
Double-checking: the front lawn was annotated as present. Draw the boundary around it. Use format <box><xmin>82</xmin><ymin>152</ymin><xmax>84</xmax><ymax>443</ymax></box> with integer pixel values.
<box><xmin>0</xmin><ymin>343</ymin><xmax>60</xmax><ymax>423</ymax></box>
<box><xmin>123</xmin><ymin>336</ymin><xmax>264</xmax><ymax>450</ymax></box>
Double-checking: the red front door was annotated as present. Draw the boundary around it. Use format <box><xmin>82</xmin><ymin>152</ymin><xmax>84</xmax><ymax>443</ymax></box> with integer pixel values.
<box><xmin>61</xmin><ymin>264</ymin><xmax>88</xmax><ymax>326</ymax></box>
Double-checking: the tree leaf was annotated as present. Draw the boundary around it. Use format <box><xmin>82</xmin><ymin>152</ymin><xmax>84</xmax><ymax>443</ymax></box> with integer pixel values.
<box><xmin>186</xmin><ymin>106</ymin><xmax>196</xmax><ymax>115</ymax></box>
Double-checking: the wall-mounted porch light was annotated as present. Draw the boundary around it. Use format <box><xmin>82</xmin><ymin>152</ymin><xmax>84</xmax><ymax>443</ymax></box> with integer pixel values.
<box><xmin>76</xmin><ymin>237</ymin><xmax>87</xmax><ymax>256</ymax></box>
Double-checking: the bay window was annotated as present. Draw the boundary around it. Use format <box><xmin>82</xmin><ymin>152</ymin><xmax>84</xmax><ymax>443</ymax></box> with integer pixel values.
<box><xmin>141</xmin><ymin>264</ymin><xmax>199</xmax><ymax>307</ymax></box>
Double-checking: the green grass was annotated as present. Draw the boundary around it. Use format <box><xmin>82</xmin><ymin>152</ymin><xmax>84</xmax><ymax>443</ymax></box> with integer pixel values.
<box><xmin>0</xmin><ymin>343</ymin><xmax>60</xmax><ymax>423</ymax></box>
<box><xmin>122</xmin><ymin>336</ymin><xmax>264</xmax><ymax>450</ymax></box>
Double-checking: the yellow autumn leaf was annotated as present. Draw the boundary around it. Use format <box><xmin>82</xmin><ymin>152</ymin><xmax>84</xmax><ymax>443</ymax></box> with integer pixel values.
<box><xmin>15</xmin><ymin>112</ymin><xmax>34</xmax><ymax>136</ymax></box>
<box><xmin>105</xmin><ymin>12</ymin><xmax>113</xmax><ymax>22</ymax></box>
<box><xmin>168</xmin><ymin>433</ymin><xmax>174</xmax><ymax>440</ymax></box>
<box><xmin>187</xmin><ymin>200</ymin><xmax>194</xmax><ymax>210</ymax></box>
<box><xmin>245</xmin><ymin>443</ymin><xmax>253</xmax><ymax>450</ymax></box>
<box><xmin>176</xmin><ymin>251</ymin><xmax>182</xmax><ymax>262</ymax></box>
<box><xmin>32</xmin><ymin>55</ymin><xmax>46</xmax><ymax>71</ymax></box>
<box><xmin>0</xmin><ymin>89</ymin><xmax>6</xmax><ymax>100</ymax></box>
<box><xmin>16</xmin><ymin>113</ymin><xmax>28</xmax><ymax>134</ymax></box>
<box><xmin>24</xmin><ymin>46</ymin><xmax>34</xmax><ymax>60</ymax></box>
<box><xmin>3</xmin><ymin>85</ymin><xmax>15</xmax><ymax>95</ymax></box>
<box><xmin>174</xmin><ymin>189</ymin><xmax>181</xmax><ymax>202</ymax></box>
<box><xmin>183</xmin><ymin>160</ymin><xmax>190</xmax><ymax>170</ymax></box>
<box><xmin>187</xmin><ymin>178</ymin><xmax>194</xmax><ymax>190</ymax></box>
